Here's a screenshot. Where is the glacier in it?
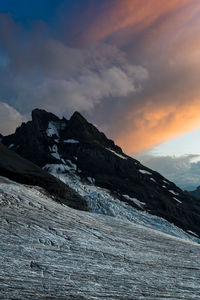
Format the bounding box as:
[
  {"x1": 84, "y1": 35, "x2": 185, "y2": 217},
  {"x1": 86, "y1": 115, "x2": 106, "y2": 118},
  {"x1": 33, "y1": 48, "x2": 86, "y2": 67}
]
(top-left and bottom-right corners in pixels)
[
  {"x1": 43, "y1": 163, "x2": 200, "y2": 242},
  {"x1": 0, "y1": 177, "x2": 200, "y2": 299}
]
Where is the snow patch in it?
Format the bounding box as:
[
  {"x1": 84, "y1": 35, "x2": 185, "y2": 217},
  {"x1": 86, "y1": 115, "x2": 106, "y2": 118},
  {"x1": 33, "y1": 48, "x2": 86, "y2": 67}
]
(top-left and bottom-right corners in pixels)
[
  {"x1": 64, "y1": 139, "x2": 79, "y2": 143},
  {"x1": 163, "y1": 180, "x2": 170, "y2": 185},
  {"x1": 87, "y1": 177, "x2": 95, "y2": 184},
  {"x1": 49, "y1": 145, "x2": 61, "y2": 160},
  {"x1": 46, "y1": 122, "x2": 59, "y2": 138},
  {"x1": 43, "y1": 164, "x2": 68, "y2": 173},
  {"x1": 123, "y1": 195, "x2": 145, "y2": 209},
  {"x1": 8, "y1": 144, "x2": 14, "y2": 149},
  {"x1": 139, "y1": 169, "x2": 152, "y2": 175},
  {"x1": 66, "y1": 160, "x2": 77, "y2": 170},
  {"x1": 150, "y1": 178, "x2": 156, "y2": 183},
  {"x1": 173, "y1": 197, "x2": 182, "y2": 204},
  {"x1": 169, "y1": 190, "x2": 179, "y2": 196},
  {"x1": 106, "y1": 148, "x2": 127, "y2": 160},
  {"x1": 187, "y1": 230, "x2": 199, "y2": 237}
]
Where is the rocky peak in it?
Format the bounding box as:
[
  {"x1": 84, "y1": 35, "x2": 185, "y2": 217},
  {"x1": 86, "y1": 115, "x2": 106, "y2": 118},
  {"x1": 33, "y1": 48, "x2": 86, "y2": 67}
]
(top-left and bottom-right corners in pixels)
[
  {"x1": 70, "y1": 111, "x2": 88, "y2": 123},
  {"x1": 32, "y1": 109, "x2": 60, "y2": 132},
  {"x1": 2, "y1": 108, "x2": 200, "y2": 236},
  {"x1": 67, "y1": 111, "x2": 123, "y2": 153},
  {"x1": 32, "y1": 108, "x2": 59, "y2": 121}
]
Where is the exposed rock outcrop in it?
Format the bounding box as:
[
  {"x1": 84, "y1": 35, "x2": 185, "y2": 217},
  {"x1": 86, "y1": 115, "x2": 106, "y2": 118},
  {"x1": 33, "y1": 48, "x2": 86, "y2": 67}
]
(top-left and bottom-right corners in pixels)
[{"x1": 0, "y1": 143, "x2": 88, "y2": 211}]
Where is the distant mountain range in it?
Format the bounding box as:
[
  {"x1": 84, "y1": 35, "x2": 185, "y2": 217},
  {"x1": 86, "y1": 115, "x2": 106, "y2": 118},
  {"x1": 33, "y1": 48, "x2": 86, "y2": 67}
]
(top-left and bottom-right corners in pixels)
[{"x1": 1, "y1": 108, "x2": 200, "y2": 237}]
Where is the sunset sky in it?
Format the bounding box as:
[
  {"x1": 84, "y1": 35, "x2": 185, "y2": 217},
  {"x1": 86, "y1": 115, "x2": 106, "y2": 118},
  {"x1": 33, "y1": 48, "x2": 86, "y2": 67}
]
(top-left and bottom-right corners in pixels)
[{"x1": 1, "y1": 0, "x2": 200, "y2": 189}]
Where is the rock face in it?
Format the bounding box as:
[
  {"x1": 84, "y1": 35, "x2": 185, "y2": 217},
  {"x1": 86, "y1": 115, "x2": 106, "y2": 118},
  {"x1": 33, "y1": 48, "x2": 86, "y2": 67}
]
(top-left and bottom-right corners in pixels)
[
  {"x1": 189, "y1": 186, "x2": 200, "y2": 199},
  {"x1": 2, "y1": 109, "x2": 200, "y2": 236},
  {"x1": 0, "y1": 180, "x2": 200, "y2": 300},
  {"x1": 0, "y1": 144, "x2": 88, "y2": 211}
]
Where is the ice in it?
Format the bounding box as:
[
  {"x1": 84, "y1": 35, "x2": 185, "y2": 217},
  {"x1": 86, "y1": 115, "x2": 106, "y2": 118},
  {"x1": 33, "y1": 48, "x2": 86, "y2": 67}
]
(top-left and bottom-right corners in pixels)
[
  {"x1": 150, "y1": 177, "x2": 156, "y2": 183},
  {"x1": 8, "y1": 144, "x2": 14, "y2": 149},
  {"x1": 173, "y1": 197, "x2": 182, "y2": 204},
  {"x1": 44, "y1": 164, "x2": 69, "y2": 173},
  {"x1": 0, "y1": 178, "x2": 200, "y2": 299},
  {"x1": 44, "y1": 163, "x2": 76, "y2": 175},
  {"x1": 139, "y1": 169, "x2": 152, "y2": 175},
  {"x1": 46, "y1": 122, "x2": 59, "y2": 138},
  {"x1": 64, "y1": 139, "x2": 79, "y2": 143},
  {"x1": 163, "y1": 180, "x2": 170, "y2": 184},
  {"x1": 66, "y1": 160, "x2": 77, "y2": 170},
  {"x1": 49, "y1": 145, "x2": 61, "y2": 160},
  {"x1": 87, "y1": 177, "x2": 95, "y2": 184},
  {"x1": 123, "y1": 194, "x2": 145, "y2": 209},
  {"x1": 44, "y1": 164, "x2": 199, "y2": 242},
  {"x1": 169, "y1": 190, "x2": 179, "y2": 196},
  {"x1": 187, "y1": 230, "x2": 199, "y2": 237},
  {"x1": 106, "y1": 148, "x2": 127, "y2": 160}
]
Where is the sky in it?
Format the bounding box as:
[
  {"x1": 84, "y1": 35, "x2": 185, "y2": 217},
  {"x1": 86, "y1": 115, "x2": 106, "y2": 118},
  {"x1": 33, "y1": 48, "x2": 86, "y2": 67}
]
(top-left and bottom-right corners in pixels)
[{"x1": 1, "y1": 0, "x2": 200, "y2": 189}]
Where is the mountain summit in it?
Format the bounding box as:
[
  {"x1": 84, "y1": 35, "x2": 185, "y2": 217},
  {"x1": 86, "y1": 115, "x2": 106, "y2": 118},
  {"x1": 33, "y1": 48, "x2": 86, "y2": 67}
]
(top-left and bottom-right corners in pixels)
[{"x1": 2, "y1": 108, "x2": 200, "y2": 236}]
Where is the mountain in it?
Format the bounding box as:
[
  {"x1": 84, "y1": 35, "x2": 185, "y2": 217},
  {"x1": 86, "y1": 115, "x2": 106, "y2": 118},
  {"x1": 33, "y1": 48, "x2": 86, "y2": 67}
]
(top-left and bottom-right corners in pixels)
[
  {"x1": 0, "y1": 143, "x2": 88, "y2": 211},
  {"x1": 189, "y1": 186, "x2": 200, "y2": 199},
  {"x1": 2, "y1": 108, "x2": 200, "y2": 236},
  {"x1": 0, "y1": 178, "x2": 200, "y2": 299}
]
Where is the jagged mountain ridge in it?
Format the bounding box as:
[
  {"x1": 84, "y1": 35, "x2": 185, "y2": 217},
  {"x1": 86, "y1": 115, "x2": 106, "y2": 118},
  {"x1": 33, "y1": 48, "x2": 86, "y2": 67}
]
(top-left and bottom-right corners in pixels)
[{"x1": 2, "y1": 108, "x2": 200, "y2": 236}]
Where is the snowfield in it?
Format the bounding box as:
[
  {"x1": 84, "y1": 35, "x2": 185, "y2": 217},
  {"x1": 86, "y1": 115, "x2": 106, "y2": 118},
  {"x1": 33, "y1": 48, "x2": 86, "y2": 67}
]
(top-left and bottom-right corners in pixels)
[
  {"x1": 43, "y1": 164, "x2": 200, "y2": 241},
  {"x1": 0, "y1": 178, "x2": 200, "y2": 299}
]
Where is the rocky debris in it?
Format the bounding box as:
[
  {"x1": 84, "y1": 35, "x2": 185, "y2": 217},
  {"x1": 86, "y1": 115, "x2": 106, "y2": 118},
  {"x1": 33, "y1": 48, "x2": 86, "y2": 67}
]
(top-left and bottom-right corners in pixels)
[
  {"x1": 2, "y1": 109, "x2": 200, "y2": 236},
  {"x1": 0, "y1": 144, "x2": 88, "y2": 211},
  {"x1": 0, "y1": 180, "x2": 200, "y2": 299}
]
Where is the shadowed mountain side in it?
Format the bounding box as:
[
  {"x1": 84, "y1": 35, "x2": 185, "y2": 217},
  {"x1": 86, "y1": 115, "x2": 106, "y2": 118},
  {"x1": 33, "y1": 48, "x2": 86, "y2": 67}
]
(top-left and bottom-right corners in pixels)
[
  {"x1": 190, "y1": 186, "x2": 200, "y2": 200},
  {"x1": 2, "y1": 109, "x2": 200, "y2": 236},
  {"x1": 0, "y1": 144, "x2": 88, "y2": 211}
]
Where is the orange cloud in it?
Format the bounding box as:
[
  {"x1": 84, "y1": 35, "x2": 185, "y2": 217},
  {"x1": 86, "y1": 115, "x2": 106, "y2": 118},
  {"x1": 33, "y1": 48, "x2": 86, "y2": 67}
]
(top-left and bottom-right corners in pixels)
[
  {"x1": 88, "y1": 0, "x2": 200, "y2": 154},
  {"x1": 82, "y1": 0, "x2": 195, "y2": 42},
  {"x1": 115, "y1": 97, "x2": 200, "y2": 154}
]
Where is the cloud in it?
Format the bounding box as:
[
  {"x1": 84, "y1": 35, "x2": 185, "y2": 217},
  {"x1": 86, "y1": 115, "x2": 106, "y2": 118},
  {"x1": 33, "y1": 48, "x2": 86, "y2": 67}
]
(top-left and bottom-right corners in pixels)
[
  {"x1": 88, "y1": 0, "x2": 200, "y2": 154},
  {"x1": 136, "y1": 153, "x2": 200, "y2": 191},
  {"x1": 1, "y1": 1, "x2": 200, "y2": 155},
  {"x1": 0, "y1": 15, "x2": 148, "y2": 118},
  {"x1": 0, "y1": 102, "x2": 25, "y2": 135},
  {"x1": 113, "y1": 97, "x2": 200, "y2": 154},
  {"x1": 78, "y1": 0, "x2": 195, "y2": 43}
]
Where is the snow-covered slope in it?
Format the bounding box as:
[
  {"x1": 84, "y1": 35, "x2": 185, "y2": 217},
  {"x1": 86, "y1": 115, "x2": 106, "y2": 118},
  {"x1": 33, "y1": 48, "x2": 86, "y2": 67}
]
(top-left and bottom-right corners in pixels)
[
  {"x1": 44, "y1": 164, "x2": 200, "y2": 241},
  {"x1": 0, "y1": 177, "x2": 200, "y2": 299}
]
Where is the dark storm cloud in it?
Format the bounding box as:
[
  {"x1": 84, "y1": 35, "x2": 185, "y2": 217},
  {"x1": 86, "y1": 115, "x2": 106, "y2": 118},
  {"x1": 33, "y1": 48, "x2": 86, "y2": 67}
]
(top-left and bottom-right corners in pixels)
[{"x1": 0, "y1": 14, "x2": 148, "y2": 130}]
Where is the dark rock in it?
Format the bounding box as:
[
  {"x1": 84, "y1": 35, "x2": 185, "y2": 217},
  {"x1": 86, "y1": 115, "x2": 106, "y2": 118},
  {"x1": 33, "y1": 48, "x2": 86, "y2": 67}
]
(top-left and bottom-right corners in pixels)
[
  {"x1": 0, "y1": 143, "x2": 88, "y2": 211},
  {"x1": 2, "y1": 108, "x2": 200, "y2": 236},
  {"x1": 189, "y1": 186, "x2": 200, "y2": 199}
]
